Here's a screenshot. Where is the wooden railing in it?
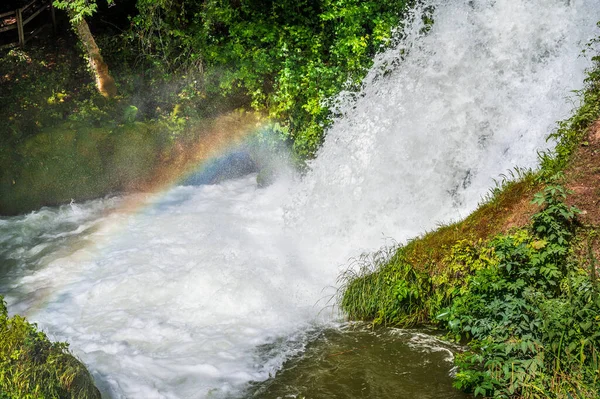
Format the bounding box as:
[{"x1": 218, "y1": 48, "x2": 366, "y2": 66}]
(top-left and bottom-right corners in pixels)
[{"x1": 0, "y1": 0, "x2": 56, "y2": 49}]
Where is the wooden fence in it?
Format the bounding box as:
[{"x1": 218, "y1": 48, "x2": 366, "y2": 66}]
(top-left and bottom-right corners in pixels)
[{"x1": 0, "y1": 0, "x2": 56, "y2": 49}]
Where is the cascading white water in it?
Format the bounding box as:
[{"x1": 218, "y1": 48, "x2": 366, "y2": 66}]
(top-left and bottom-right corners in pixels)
[
  {"x1": 0, "y1": 0, "x2": 598, "y2": 397},
  {"x1": 287, "y1": 0, "x2": 598, "y2": 254}
]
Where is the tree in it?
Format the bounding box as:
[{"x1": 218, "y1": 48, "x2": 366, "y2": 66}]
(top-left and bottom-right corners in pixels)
[{"x1": 53, "y1": 0, "x2": 117, "y2": 98}]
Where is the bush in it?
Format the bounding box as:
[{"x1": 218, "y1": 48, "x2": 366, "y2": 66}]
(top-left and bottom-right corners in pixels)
[
  {"x1": 341, "y1": 186, "x2": 600, "y2": 397},
  {"x1": 129, "y1": 0, "x2": 415, "y2": 159},
  {"x1": 0, "y1": 297, "x2": 101, "y2": 399}
]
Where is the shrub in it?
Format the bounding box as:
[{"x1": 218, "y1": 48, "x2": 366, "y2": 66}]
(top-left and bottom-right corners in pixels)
[
  {"x1": 0, "y1": 297, "x2": 101, "y2": 399},
  {"x1": 341, "y1": 186, "x2": 600, "y2": 397}
]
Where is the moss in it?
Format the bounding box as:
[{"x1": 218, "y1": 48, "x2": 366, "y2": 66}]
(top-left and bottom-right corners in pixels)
[
  {"x1": 0, "y1": 297, "x2": 101, "y2": 399},
  {"x1": 107, "y1": 123, "x2": 162, "y2": 189},
  {"x1": 0, "y1": 121, "x2": 167, "y2": 215},
  {"x1": 0, "y1": 109, "x2": 265, "y2": 216}
]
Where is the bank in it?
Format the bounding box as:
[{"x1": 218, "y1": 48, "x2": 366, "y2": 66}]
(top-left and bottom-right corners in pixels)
[{"x1": 340, "y1": 42, "x2": 600, "y2": 397}]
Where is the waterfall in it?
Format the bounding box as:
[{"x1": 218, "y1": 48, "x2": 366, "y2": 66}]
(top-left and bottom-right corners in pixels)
[
  {"x1": 0, "y1": 0, "x2": 597, "y2": 397},
  {"x1": 289, "y1": 0, "x2": 596, "y2": 256}
]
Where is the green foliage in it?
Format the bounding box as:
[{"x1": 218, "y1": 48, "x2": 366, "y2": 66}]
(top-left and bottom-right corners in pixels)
[
  {"x1": 340, "y1": 237, "x2": 496, "y2": 328},
  {"x1": 0, "y1": 296, "x2": 101, "y2": 399},
  {"x1": 53, "y1": 0, "x2": 114, "y2": 23},
  {"x1": 129, "y1": 0, "x2": 413, "y2": 159},
  {"x1": 5, "y1": 0, "x2": 417, "y2": 163},
  {"x1": 339, "y1": 246, "x2": 432, "y2": 326},
  {"x1": 0, "y1": 41, "x2": 129, "y2": 146},
  {"x1": 443, "y1": 187, "x2": 581, "y2": 397}
]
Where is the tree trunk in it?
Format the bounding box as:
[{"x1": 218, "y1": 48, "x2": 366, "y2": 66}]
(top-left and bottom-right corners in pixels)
[{"x1": 72, "y1": 15, "x2": 117, "y2": 98}]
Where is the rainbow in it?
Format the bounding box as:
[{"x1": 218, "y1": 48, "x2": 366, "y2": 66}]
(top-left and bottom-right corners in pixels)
[
  {"x1": 109, "y1": 110, "x2": 267, "y2": 217},
  {"x1": 14, "y1": 110, "x2": 270, "y2": 319}
]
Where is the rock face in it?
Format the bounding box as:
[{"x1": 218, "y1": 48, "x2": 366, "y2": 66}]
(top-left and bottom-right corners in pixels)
[
  {"x1": 181, "y1": 151, "x2": 258, "y2": 186},
  {"x1": 0, "y1": 111, "x2": 263, "y2": 216},
  {"x1": 0, "y1": 122, "x2": 161, "y2": 216}
]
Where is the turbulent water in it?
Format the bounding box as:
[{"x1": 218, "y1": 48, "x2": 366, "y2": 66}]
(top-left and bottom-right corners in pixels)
[{"x1": 1, "y1": 0, "x2": 598, "y2": 397}]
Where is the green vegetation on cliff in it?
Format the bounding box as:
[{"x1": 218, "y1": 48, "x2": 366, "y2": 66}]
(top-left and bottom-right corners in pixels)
[
  {"x1": 127, "y1": 0, "x2": 415, "y2": 157},
  {"x1": 0, "y1": 297, "x2": 100, "y2": 399}
]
